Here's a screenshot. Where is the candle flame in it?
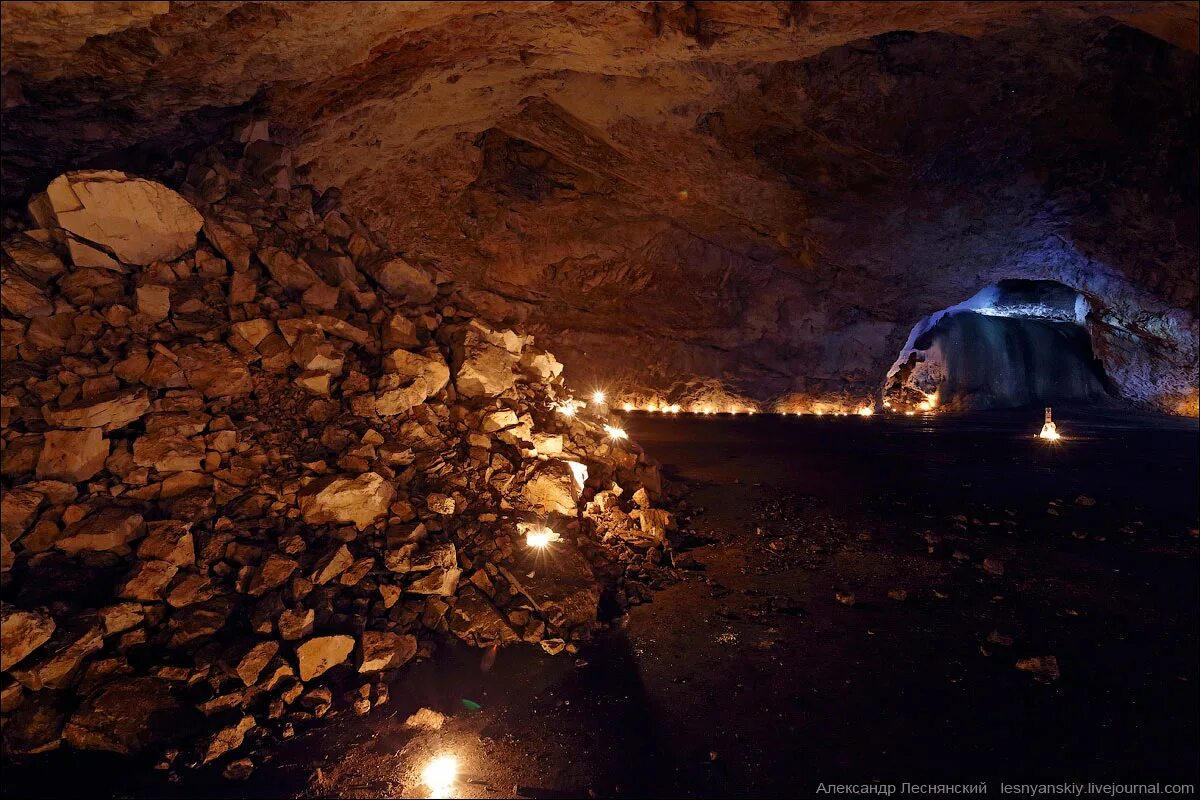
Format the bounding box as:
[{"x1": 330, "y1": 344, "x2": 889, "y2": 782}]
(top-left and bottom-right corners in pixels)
[
  {"x1": 525, "y1": 525, "x2": 560, "y2": 549},
  {"x1": 591, "y1": 390, "x2": 606, "y2": 404}
]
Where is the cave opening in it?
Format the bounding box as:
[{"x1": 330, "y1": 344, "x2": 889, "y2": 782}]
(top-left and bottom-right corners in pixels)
[{"x1": 883, "y1": 279, "x2": 1115, "y2": 412}]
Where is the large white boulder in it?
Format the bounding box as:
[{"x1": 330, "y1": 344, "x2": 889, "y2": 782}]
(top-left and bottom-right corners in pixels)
[{"x1": 29, "y1": 171, "x2": 202, "y2": 267}]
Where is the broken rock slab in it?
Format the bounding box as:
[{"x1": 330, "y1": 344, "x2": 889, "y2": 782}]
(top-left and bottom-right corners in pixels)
[
  {"x1": 299, "y1": 472, "x2": 395, "y2": 530},
  {"x1": 41, "y1": 388, "x2": 150, "y2": 432},
  {"x1": 36, "y1": 428, "x2": 109, "y2": 482},
  {"x1": 62, "y1": 677, "x2": 189, "y2": 755},
  {"x1": 358, "y1": 631, "x2": 417, "y2": 673},
  {"x1": 0, "y1": 603, "x2": 56, "y2": 671},
  {"x1": 29, "y1": 171, "x2": 203, "y2": 266},
  {"x1": 296, "y1": 635, "x2": 354, "y2": 682}
]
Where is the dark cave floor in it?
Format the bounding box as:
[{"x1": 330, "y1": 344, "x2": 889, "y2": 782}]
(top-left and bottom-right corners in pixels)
[{"x1": 6, "y1": 407, "x2": 1199, "y2": 799}]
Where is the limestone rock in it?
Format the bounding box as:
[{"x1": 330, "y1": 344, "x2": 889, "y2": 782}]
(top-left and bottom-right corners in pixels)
[
  {"x1": 175, "y1": 343, "x2": 253, "y2": 398},
  {"x1": 62, "y1": 677, "x2": 187, "y2": 755},
  {"x1": 449, "y1": 321, "x2": 520, "y2": 399},
  {"x1": 236, "y1": 641, "x2": 279, "y2": 685},
  {"x1": 448, "y1": 587, "x2": 519, "y2": 646},
  {"x1": 118, "y1": 559, "x2": 178, "y2": 602},
  {"x1": 0, "y1": 604, "x2": 56, "y2": 671},
  {"x1": 358, "y1": 631, "x2": 417, "y2": 672},
  {"x1": 36, "y1": 428, "x2": 109, "y2": 482},
  {"x1": 203, "y1": 714, "x2": 255, "y2": 763},
  {"x1": 522, "y1": 460, "x2": 585, "y2": 516},
  {"x1": 55, "y1": 508, "x2": 144, "y2": 554},
  {"x1": 10, "y1": 614, "x2": 104, "y2": 690},
  {"x1": 299, "y1": 472, "x2": 395, "y2": 530},
  {"x1": 136, "y1": 520, "x2": 194, "y2": 566},
  {"x1": 29, "y1": 171, "x2": 202, "y2": 266},
  {"x1": 363, "y1": 256, "x2": 437, "y2": 303},
  {"x1": 42, "y1": 389, "x2": 150, "y2": 432},
  {"x1": 296, "y1": 635, "x2": 354, "y2": 682},
  {"x1": 309, "y1": 544, "x2": 353, "y2": 585}
]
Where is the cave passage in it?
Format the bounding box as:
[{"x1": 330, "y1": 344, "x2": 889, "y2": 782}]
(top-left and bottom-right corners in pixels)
[
  {"x1": 0, "y1": 3, "x2": 1197, "y2": 799},
  {"x1": 884, "y1": 280, "x2": 1113, "y2": 411}
]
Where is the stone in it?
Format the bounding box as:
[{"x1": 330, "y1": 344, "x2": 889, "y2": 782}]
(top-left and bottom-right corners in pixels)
[
  {"x1": 426, "y1": 493, "x2": 455, "y2": 515},
  {"x1": 98, "y1": 603, "x2": 144, "y2": 635},
  {"x1": 375, "y1": 349, "x2": 450, "y2": 415},
  {"x1": 62, "y1": 677, "x2": 186, "y2": 755},
  {"x1": 1015, "y1": 655, "x2": 1061, "y2": 682},
  {"x1": 403, "y1": 707, "x2": 445, "y2": 730},
  {"x1": 358, "y1": 631, "x2": 417, "y2": 672},
  {"x1": 133, "y1": 431, "x2": 205, "y2": 472},
  {"x1": 364, "y1": 256, "x2": 437, "y2": 303},
  {"x1": 448, "y1": 587, "x2": 519, "y2": 646},
  {"x1": 385, "y1": 541, "x2": 456, "y2": 573},
  {"x1": 523, "y1": 460, "x2": 584, "y2": 516},
  {"x1": 406, "y1": 567, "x2": 461, "y2": 596},
  {"x1": 42, "y1": 388, "x2": 150, "y2": 432},
  {"x1": 203, "y1": 216, "x2": 254, "y2": 271},
  {"x1": 245, "y1": 554, "x2": 299, "y2": 596},
  {"x1": 118, "y1": 559, "x2": 178, "y2": 602},
  {"x1": 55, "y1": 508, "x2": 144, "y2": 554},
  {"x1": 29, "y1": 171, "x2": 203, "y2": 266},
  {"x1": 1, "y1": 487, "x2": 44, "y2": 544},
  {"x1": 258, "y1": 247, "x2": 321, "y2": 291},
  {"x1": 277, "y1": 607, "x2": 314, "y2": 641},
  {"x1": 136, "y1": 284, "x2": 170, "y2": 320},
  {"x1": 296, "y1": 635, "x2": 355, "y2": 682},
  {"x1": 0, "y1": 269, "x2": 52, "y2": 317},
  {"x1": 10, "y1": 614, "x2": 104, "y2": 690},
  {"x1": 236, "y1": 641, "x2": 280, "y2": 685},
  {"x1": 0, "y1": 603, "x2": 56, "y2": 671},
  {"x1": 309, "y1": 544, "x2": 353, "y2": 585},
  {"x1": 36, "y1": 428, "x2": 109, "y2": 482},
  {"x1": 175, "y1": 343, "x2": 253, "y2": 397},
  {"x1": 299, "y1": 472, "x2": 395, "y2": 530},
  {"x1": 450, "y1": 321, "x2": 519, "y2": 399},
  {"x1": 203, "y1": 714, "x2": 255, "y2": 763},
  {"x1": 136, "y1": 520, "x2": 195, "y2": 566}
]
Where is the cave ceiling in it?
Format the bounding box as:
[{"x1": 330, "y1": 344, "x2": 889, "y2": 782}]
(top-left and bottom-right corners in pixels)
[{"x1": 2, "y1": 1, "x2": 1197, "y2": 411}]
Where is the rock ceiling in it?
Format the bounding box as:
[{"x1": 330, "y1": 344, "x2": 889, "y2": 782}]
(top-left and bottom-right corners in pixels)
[{"x1": 2, "y1": 1, "x2": 1198, "y2": 412}]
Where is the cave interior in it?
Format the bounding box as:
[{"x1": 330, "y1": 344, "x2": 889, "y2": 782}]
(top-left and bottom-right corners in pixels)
[{"x1": 0, "y1": 2, "x2": 1197, "y2": 798}]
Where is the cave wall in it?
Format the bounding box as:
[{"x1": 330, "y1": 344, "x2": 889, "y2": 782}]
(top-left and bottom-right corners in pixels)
[{"x1": 2, "y1": 1, "x2": 1197, "y2": 414}]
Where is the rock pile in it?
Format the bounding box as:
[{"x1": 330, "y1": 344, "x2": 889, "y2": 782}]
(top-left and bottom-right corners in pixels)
[{"x1": 0, "y1": 122, "x2": 680, "y2": 771}]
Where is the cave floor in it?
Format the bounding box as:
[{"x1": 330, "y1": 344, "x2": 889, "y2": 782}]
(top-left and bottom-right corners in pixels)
[{"x1": 8, "y1": 408, "x2": 1199, "y2": 799}]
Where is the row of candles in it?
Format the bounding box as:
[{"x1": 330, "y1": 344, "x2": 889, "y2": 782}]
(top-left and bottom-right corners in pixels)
[{"x1": 564, "y1": 389, "x2": 943, "y2": 418}]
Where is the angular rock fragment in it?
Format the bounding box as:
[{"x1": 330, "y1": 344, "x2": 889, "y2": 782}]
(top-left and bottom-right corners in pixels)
[
  {"x1": 296, "y1": 635, "x2": 355, "y2": 681},
  {"x1": 36, "y1": 428, "x2": 109, "y2": 482},
  {"x1": 0, "y1": 603, "x2": 56, "y2": 671},
  {"x1": 42, "y1": 389, "x2": 150, "y2": 432},
  {"x1": 299, "y1": 472, "x2": 395, "y2": 530},
  {"x1": 358, "y1": 631, "x2": 417, "y2": 672},
  {"x1": 63, "y1": 677, "x2": 187, "y2": 755},
  {"x1": 30, "y1": 171, "x2": 203, "y2": 266}
]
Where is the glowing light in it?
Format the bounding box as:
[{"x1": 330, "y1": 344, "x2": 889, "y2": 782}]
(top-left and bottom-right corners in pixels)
[
  {"x1": 905, "y1": 410, "x2": 916, "y2": 416},
  {"x1": 645, "y1": 403, "x2": 658, "y2": 413},
  {"x1": 857, "y1": 406, "x2": 874, "y2": 417},
  {"x1": 591, "y1": 390, "x2": 606, "y2": 405},
  {"x1": 622, "y1": 402, "x2": 634, "y2": 412},
  {"x1": 814, "y1": 409, "x2": 824, "y2": 416},
  {"x1": 557, "y1": 403, "x2": 576, "y2": 418},
  {"x1": 421, "y1": 754, "x2": 459, "y2": 795},
  {"x1": 525, "y1": 525, "x2": 561, "y2": 549},
  {"x1": 604, "y1": 424, "x2": 628, "y2": 441},
  {"x1": 918, "y1": 400, "x2": 931, "y2": 411},
  {"x1": 667, "y1": 404, "x2": 681, "y2": 413},
  {"x1": 1039, "y1": 407, "x2": 1061, "y2": 441}
]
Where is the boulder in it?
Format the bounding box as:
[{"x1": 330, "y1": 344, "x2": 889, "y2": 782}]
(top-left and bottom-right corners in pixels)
[
  {"x1": 136, "y1": 520, "x2": 194, "y2": 566},
  {"x1": 296, "y1": 635, "x2": 354, "y2": 681},
  {"x1": 449, "y1": 321, "x2": 520, "y2": 399},
  {"x1": 0, "y1": 603, "x2": 56, "y2": 671},
  {"x1": 363, "y1": 256, "x2": 437, "y2": 303},
  {"x1": 298, "y1": 472, "x2": 395, "y2": 530},
  {"x1": 175, "y1": 343, "x2": 253, "y2": 398},
  {"x1": 0, "y1": 487, "x2": 44, "y2": 544},
  {"x1": 36, "y1": 428, "x2": 109, "y2": 482},
  {"x1": 55, "y1": 508, "x2": 144, "y2": 555},
  {"x1": 358, "y1": 631, "x2": 417, "y2": 672},
  {"x1": 522, "y1": 460, "x2": 585, "y2": 516},
  {"x1": 309, "y1": 544, "x2": 353, "y2": 585},
  {"x1": 203, "y1": 714, "x2": 255, "y2": 763},
  {"x1": 375, "y1": 349, "x2": 450, "y2": 416},
  {"x1": 62, "y1": 677, "x2": 188, "y2": 755},
  {"x1": 448, "y1": 587, "x2": 519, "y2": 646},
  {"x1": 29, "y1": 171, "x2": 202, "y2": 266},
  {"x1": 117, "y1": 559, "x2": 178, "y2": 602},
  {"x1": 10, "y1": 613, "x2": 104, "y2": 690}
]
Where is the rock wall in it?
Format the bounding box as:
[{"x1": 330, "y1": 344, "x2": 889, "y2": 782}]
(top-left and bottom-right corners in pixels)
[
  {"x1": 0, "y1": 126, "x2": 683, "y2": 770},
  {"x1": 0, "y1": 3, "x2": 1196, "y2": 416}
]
